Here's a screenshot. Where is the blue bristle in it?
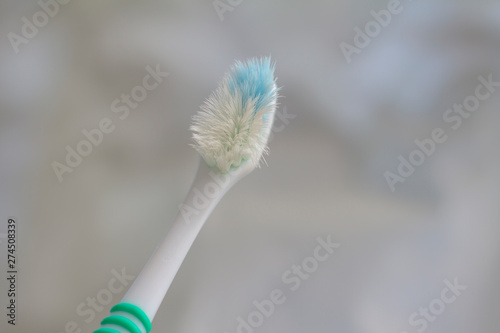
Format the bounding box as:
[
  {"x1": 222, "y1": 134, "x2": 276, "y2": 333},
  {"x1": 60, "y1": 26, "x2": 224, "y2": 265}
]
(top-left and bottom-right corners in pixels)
[{"x1": 227, "y1": 57, "x2": 276, "y2": 112}]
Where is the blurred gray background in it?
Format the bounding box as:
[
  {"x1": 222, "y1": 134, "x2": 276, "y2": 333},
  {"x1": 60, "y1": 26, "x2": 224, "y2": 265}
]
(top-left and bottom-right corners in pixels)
[{"x1": 1, "y1": 0, "x2": 500, "y2": 332}]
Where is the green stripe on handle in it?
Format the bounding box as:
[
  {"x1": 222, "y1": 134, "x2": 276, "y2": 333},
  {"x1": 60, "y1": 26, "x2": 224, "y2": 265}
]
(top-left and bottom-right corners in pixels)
[
  {"x1": 93, "y1": 329, "x2": 121, "y2": 333},
  {"x1": 93, "y1": 303, "x2": 152, "y2": 333},
  {"x1": 111, "y1": 303, "x2": 152, "y2": 332}
]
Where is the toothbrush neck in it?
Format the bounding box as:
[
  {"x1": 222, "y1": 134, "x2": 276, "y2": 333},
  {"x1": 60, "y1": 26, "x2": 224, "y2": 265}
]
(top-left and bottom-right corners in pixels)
[
  {"x1": 177, "y1": 161, "x2": 242, "y2": 227},
  {"x1": 120, "y1": 160, "x2": 254, "y2": 321}
]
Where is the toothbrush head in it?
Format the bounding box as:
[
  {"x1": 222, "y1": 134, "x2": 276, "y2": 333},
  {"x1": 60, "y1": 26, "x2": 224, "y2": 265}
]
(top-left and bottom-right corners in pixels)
[{"x1": 191, "y1": 57, "x2": 279, "y2": 173}]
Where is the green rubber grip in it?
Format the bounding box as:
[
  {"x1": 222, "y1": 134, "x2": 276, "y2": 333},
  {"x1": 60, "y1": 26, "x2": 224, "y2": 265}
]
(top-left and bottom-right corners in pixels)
[{"x1": 93, "y1": 302, "x2": 152, "y2": 333}]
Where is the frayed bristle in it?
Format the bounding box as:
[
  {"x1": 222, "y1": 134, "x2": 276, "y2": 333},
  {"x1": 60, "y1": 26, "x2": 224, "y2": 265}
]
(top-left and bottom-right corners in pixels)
[{"x1": 190, "y1": 57, "x2": 279, "y2": 173}]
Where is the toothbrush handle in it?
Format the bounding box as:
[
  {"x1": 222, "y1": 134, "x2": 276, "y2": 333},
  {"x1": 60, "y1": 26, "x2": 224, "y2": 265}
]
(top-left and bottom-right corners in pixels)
[{"x1": 93, "y1": 161, "x2": 241, "y2": 333}]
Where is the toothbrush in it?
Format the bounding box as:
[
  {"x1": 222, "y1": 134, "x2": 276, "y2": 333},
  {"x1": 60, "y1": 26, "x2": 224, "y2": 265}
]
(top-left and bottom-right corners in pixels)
[{"x1": 93, "y1": 57, "x2": 279, "y2": 333}]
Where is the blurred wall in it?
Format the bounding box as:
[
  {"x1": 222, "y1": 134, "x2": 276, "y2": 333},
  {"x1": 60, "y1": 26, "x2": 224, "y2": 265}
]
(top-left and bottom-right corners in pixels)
[{"x1": 1, "y1": 1, "x2": 499, "y2": 332}]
